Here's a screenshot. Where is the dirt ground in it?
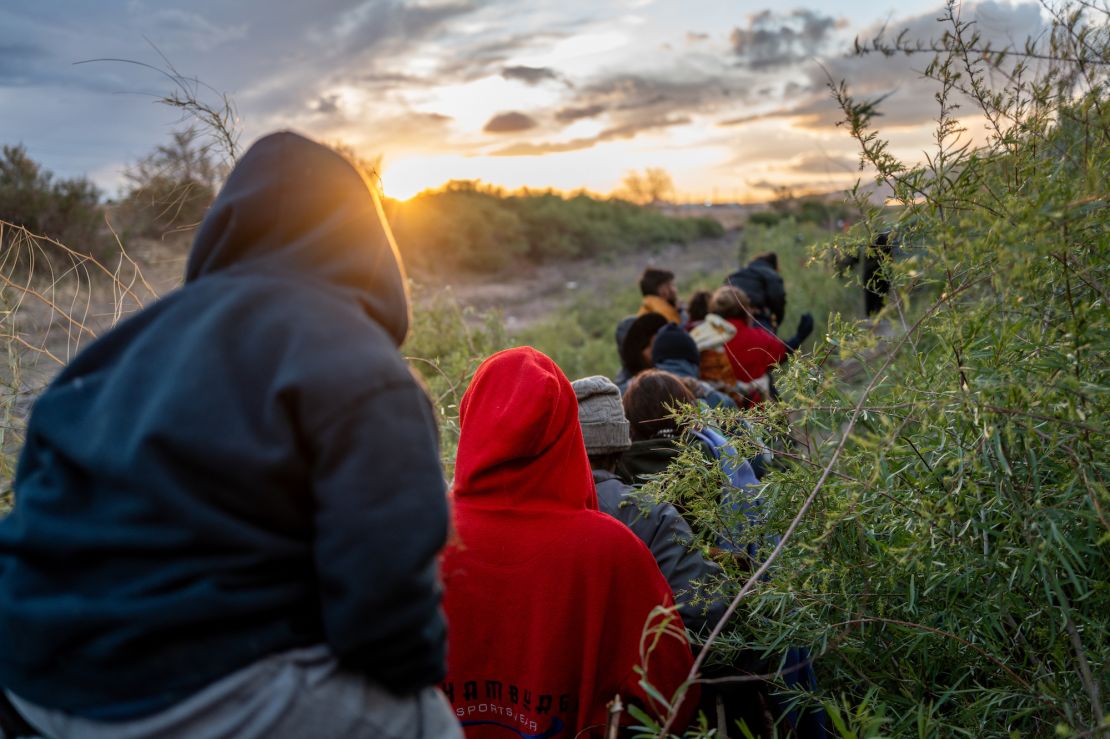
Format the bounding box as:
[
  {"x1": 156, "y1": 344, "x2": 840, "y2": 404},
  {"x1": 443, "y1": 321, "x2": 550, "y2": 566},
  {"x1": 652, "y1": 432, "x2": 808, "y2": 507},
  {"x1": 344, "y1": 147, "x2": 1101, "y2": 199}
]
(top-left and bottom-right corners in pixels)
[
  {"x1": 3, "y1": 231, "x2": 743, "y2": 389},
  {"x1": 410, "y1": 232, "x2": 743, "y2": 332}
]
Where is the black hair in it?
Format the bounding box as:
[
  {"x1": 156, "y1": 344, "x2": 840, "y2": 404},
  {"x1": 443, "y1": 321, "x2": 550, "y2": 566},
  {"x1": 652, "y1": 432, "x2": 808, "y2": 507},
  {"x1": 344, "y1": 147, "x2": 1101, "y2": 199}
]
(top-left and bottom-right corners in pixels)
[
  {"x1": 587, "y1": 452, "x2": 623, "y2": 473},
  {"x1": 639, "y1": 267, "x2": 675, "y2": 297},
  {"x1": 619, "y1": 313, "x2": 668, "y2": 376},
  {"x1": 687, "y1": 290, "x2": 711, "y2": 322}
]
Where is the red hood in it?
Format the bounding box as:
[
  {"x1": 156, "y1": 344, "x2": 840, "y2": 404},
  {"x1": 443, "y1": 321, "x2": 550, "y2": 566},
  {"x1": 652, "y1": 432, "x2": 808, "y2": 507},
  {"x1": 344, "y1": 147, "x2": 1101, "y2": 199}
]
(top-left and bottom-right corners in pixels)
[{"x1": 452, "y1": 347, "x2": 597, "y2": 511}]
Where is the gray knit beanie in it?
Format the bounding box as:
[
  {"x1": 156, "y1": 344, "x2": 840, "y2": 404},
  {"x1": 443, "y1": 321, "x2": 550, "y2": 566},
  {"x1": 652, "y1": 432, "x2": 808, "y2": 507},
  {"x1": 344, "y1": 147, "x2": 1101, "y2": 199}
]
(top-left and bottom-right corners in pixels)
[{"x1": 571, "y1": 375, "x2": 631, "y2": 455}]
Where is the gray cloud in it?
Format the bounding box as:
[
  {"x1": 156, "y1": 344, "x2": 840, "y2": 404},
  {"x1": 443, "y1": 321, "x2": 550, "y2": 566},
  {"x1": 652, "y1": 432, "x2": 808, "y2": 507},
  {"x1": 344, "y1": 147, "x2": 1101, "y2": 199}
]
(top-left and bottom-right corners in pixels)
[
  {"x1": 490, "y1": 115, "x2": 690, "y2": 156},
  {"x1": 787, "y1": 152, "x2": 859, "y2": 173},
  {"x1": 719, "y1": 1, "x2": 1047, "y2": 132},
  {"x1": 730, "y1": 9, "x2": 846, "y2": 69},
  {"x1": 313, "y1": 94, "x2": 340, "y2": 114},
  {"x1": 686, "y1": 31, "x2": 710, "y2": 43},
  {"x1": 0, "y1": 42, "x2": 50, "y2": 86},
  {"x1": 483, "y1": 111, "x2": 539, "y2": 133},
  {"x1": 554, "y1": 103, "x2": 606, "y2": 122},
  {"x1": 501, "y1": 65, "x2": 561, "y2": 85}
]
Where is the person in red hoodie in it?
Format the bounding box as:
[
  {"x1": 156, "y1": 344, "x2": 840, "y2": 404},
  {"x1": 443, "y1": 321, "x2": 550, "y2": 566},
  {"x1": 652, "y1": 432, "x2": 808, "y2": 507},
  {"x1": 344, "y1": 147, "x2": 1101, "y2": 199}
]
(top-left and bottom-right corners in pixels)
[
  {"x1": 441, "y1": 347, "x2": 698, "y2": 737},
  {"x1": 711, "y1": 285, "x2": 813, "y2": 403}
]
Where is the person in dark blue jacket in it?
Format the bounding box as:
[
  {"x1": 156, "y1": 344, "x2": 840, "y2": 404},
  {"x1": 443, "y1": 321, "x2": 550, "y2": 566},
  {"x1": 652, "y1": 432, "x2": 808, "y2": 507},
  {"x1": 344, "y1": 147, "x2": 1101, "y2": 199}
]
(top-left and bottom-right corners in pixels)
[{"x1": 0, "y1": 132, "x2": 459, "y2": 738}]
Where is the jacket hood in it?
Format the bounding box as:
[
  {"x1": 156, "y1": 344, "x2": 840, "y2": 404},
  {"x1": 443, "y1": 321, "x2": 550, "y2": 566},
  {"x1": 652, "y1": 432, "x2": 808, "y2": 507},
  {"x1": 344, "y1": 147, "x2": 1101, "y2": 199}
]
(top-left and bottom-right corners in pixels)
[
  {"x1": 452, "y1": 347, "x2": 597, "y2": 511},
  {"x1": 185, "y1": 131, "x2": 410, "y2": 345}
]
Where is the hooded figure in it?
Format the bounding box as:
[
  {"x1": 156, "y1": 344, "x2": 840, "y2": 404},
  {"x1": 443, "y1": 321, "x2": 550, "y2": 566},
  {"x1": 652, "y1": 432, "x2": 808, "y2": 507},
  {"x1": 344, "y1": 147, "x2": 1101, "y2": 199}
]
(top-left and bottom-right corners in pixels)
[
  {"x1": 725, "y1": 252, "x2": 785, "y2": 331},
  {"x1": 0, "y1": 133, "x2": 456, "y2": 738},
  {"x1": 442, "y1": 348, "x2": 697, "y2": 737}
]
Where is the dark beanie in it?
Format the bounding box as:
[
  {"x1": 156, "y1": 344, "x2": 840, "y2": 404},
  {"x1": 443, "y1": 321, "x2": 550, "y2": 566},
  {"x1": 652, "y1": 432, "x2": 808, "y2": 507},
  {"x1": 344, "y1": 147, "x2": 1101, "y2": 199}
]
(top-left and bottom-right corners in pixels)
[{"x1": 651, "y1": 323, "x2": 699, "y2": 366}]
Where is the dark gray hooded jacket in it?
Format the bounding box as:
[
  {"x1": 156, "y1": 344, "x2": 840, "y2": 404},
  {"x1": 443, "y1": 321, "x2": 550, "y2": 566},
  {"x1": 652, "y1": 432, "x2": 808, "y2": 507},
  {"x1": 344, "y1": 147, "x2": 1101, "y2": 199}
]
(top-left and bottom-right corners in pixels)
[
  {"x1": 593, "y1": 469, "x2": 728, "y2": 636},
  {"x1": 0, "y1": 132, "x2": 449, "y2": 718}
]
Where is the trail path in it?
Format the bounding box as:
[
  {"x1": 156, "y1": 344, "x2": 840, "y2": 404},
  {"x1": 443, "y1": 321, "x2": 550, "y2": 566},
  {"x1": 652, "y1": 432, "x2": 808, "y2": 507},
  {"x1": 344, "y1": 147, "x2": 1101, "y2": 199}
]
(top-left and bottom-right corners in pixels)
[{"x1": 410, "y1": 233, "x2": 742, "y2": 331}]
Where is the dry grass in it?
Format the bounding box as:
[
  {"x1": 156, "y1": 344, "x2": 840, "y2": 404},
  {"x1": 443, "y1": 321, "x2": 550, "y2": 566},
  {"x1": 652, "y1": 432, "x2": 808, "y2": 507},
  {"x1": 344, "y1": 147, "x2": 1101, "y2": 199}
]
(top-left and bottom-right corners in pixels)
[{"x1": 0, "y1": 219, "x2": 158, "y2": 502}]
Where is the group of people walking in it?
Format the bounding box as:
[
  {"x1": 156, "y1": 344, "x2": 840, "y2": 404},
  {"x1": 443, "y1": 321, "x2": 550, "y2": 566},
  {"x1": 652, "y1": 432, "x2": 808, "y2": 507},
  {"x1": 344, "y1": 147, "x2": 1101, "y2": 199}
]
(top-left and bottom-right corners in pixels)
[{"x1": 0, "y1": 133, "x2": 823, "y2": 739}]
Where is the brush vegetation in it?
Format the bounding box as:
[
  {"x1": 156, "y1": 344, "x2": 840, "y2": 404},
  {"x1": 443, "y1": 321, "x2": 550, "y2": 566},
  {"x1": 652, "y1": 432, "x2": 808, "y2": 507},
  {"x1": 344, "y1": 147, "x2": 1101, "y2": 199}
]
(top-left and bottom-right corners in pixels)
[{"x1": 1, "y1": 2, "x2": 1108, "y2": 736}]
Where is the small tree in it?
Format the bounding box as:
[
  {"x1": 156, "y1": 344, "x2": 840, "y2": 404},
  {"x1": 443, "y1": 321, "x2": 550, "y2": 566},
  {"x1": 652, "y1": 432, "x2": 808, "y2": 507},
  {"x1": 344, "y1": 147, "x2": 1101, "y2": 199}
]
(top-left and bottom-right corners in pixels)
[
  {"x1": 620, "y1": 167, "x2": 676, "y2": 206},
  {"x1": 120, "y1": 127, "x2": 225, "y2": 238}
]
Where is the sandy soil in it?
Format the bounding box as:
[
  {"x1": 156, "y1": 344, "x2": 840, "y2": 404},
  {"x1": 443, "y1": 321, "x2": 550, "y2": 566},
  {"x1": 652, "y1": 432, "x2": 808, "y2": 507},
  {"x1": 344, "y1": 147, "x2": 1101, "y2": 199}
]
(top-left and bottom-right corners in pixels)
[{"x1": 410, "y1": 233, "x2": 743, "y2": 331}]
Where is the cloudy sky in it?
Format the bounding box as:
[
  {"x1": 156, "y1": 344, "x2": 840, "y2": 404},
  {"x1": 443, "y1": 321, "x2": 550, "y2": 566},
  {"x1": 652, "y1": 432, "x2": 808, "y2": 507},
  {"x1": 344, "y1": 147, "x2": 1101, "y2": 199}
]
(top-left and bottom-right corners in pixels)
[{"x1": 0, "y1": 1, "x2": 1047, "y2": 201}]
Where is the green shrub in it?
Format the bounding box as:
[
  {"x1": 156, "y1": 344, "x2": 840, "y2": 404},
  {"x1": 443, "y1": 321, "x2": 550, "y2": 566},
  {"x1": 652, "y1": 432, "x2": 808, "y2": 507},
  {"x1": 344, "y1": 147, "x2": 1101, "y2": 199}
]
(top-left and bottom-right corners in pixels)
[
  {"x1": 642, "y1": 3, "x2": 1110, "y2": 736},
  {"x1": 389, "y1": 183, "x2": 725, "y2": 273},
  {"x1": 0, "y1": 145, "x2": 102, "y2": 258},
  {"x1": 404, "y1": 291, "x2": 511, "y2": 475},
  {"x1": 118, "y1": 128, "x2": 223, "y2": 239},
  {"x1": 390, "y1": 184, "x2": 529, "y2": 272}
]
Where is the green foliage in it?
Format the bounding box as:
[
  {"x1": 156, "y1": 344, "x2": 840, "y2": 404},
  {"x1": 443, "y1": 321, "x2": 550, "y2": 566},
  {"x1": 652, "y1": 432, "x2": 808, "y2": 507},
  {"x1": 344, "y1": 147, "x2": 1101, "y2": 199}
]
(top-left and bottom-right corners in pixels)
[
  {"x1": 640, "y1": 3, "x2": 1110, "y2": 736},
  {"x1": 514, "y1": 285, "x2": 639, "y2": 381},
  {"x1": 390, "y1": 183, "x2": 530, "y2": 272},
  {"x1": 404, "y1": 291, "x2": 511, "y2": 476},
  {"x1": 750, "y1": 193, "x2": 856, "y2": 230},
  {"x1": 118, "y1": 127, "x2": 224, "y2": 238},
  {"x1": 0, "y1": 144, "x2": 102, "y2": 256},
  {"x1": 389, "y1": 181, "x2": 723, "y2": 273}
]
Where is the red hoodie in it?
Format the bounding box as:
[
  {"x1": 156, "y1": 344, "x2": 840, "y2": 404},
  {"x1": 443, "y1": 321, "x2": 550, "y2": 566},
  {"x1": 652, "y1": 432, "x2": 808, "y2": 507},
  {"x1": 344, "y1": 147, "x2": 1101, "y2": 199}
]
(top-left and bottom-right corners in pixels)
[
  {"x1": 723, "y1": 318, "x2": 788, "y2": 383},
  {"x1": 442, "y1": 347, "x2": 697, "y2": 737}
]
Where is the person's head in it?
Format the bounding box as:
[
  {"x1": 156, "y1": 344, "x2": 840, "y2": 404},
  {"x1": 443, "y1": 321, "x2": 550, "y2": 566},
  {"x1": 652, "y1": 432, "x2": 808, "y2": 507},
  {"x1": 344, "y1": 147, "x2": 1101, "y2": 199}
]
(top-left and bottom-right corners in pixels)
[
  {"x1": 751, "y1": 251, "x2": 778, "y2": 271},
  {"x1": 640, "y1": 267, "x2": 677, "y2": 305},
  {"x1": 571, "y1": 376, "x2": 631, "y2": 472},
  {"x1": 710, "y1": 285, "x2": 752, "y2": 323},
  {"x1": 650, "y1": 323, "x2": 700, "y2": 370},
  {"x1": 454, "y1": 347, "x2": 597, "y2": 509},
  {"x1": 622, "y1": 370, "x2": 697, "y2": 442},
  {"x1": 186, "y1": 132, "x2": 411, "y2": 346},
  {"x1": 620, "y1": 312, "x2": 669, "y2": 376},
  {"x1": 687, "y1": 290, "x2": 712, "y2": 323}
]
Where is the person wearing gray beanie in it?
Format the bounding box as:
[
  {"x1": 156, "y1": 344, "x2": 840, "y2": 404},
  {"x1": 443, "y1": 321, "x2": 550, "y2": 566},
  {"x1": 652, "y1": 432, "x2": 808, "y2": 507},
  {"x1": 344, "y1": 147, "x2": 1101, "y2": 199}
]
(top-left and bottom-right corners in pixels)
[
  {"x1": 572, "y1": 375, "x2": 631, "y2": 456},
  {"x1": 570, "y1": 376, "x2": 727, "y2": 638}
]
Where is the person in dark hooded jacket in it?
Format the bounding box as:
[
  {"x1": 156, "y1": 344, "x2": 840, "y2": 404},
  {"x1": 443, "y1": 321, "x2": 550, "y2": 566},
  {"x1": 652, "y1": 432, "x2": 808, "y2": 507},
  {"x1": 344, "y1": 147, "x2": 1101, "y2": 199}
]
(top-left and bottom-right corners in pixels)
[
  {"x1": 725, "y1": 252, "x2": 786, "y2": 332},
  {"x1": 0, "y1": 132, "x2": 458, "y2": 738},
  {"x1": 571, "y1": 375, "x2": 728, "y2": 638}
]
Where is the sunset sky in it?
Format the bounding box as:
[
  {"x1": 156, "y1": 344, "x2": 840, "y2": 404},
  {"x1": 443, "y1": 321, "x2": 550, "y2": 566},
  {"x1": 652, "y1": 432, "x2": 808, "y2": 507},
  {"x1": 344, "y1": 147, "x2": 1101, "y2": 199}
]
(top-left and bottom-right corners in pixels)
[{"x1": 1, "y1": 1, "x2": 1047, "y2": 201}]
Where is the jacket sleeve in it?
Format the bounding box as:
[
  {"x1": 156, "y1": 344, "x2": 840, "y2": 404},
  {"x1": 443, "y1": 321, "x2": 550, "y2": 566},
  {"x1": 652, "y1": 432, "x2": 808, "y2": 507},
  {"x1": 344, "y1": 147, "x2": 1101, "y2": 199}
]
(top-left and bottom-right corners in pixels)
[
  {"x1": 308, "y1": 379, "x2": 450, "y2": 693},
  {"x1": 645, "y1": 502, "x2": 729, "y2": 637}
]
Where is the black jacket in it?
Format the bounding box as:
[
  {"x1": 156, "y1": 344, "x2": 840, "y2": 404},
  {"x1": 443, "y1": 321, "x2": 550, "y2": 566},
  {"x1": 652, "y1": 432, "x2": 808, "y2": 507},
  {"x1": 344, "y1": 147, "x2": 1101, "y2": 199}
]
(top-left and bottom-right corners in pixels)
[
  {"x1": 593, "y1": 470, "x2": 727, "y2": 636},
  {"x1": 726, "y1": 257, "x2": 786, "y2": 328},
  {"x1": 0, "y1": 132, "x2": 449, "y2": 718}
]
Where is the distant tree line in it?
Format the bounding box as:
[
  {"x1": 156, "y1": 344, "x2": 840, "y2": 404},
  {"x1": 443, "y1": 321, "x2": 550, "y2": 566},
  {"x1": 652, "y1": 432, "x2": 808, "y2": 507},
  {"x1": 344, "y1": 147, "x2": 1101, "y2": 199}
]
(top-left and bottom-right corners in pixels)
[{"x1": 1, "y1": 138, "x2": 724, "y2": 275}]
